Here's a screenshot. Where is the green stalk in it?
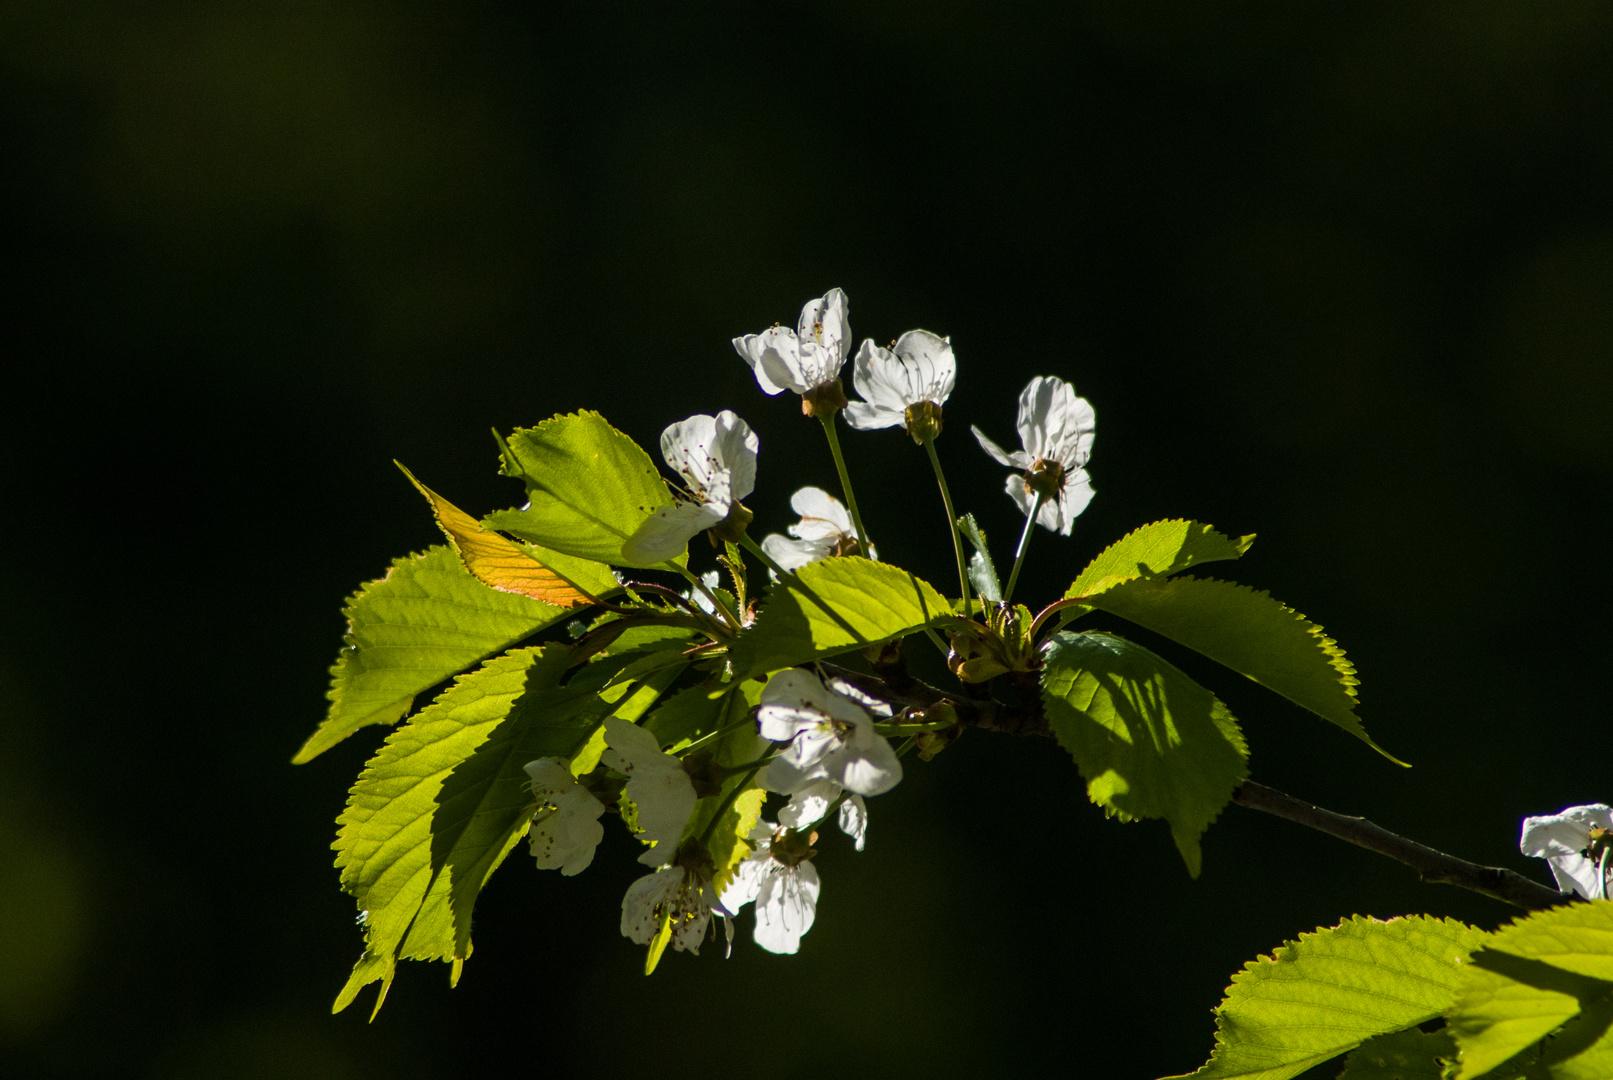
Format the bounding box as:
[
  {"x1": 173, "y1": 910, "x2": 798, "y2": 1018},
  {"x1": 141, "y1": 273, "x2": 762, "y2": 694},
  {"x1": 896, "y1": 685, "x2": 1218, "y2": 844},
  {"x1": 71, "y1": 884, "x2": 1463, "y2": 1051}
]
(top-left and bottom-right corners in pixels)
[
  {"x1": 737, "y1": 532, "x2": 797, "y2": 583},
  {"x1": 673, "y1": 563, "x2": 741, "y2": 633},
  {"x1": 922, "y1": 437, "x2": 972, "y2": 615},
  {"x1": 1003, "y1": 492, "x2": 1046, "y2": 606},
  {"x1": 818, "y1": 413, "x2": 872, "y2": 555}
]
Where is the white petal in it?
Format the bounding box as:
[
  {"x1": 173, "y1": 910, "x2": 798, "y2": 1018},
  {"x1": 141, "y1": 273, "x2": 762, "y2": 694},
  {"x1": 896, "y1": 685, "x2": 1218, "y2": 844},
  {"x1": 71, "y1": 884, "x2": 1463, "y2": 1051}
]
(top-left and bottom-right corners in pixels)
[
  {"x1": 620, "y1": 868, "x2": 680, "y2": 945},
  {"x1": 826, "y1": 725, "x2": 904, "y2": 796},
  {"x1": 621, "y1": 500, "x2": 726, "y2": 566},
  {"x1": 798, "y1": 288, "x2": 850, "y2": 365},
  {"x1": 838, "y1": 795, "x2": 868, "y2": 852},
  {"x1": 1055, "y1": 469, "x2": 1095, "y2": 532},
  {"x1": 709, "y1": 410, "x2": 760, "y2": 503},
  {"x1": 891, "y1": 329, "x2": 956, "y2": 405},
  {"x1": 753, "y1": 863, "x2": 820, "y2": 955},
  {"x1": 851, "y1": 340, "x2": 915, "y2": 412},
  {"x1": 523, "y1": 757, "x2": 579, "y2": 799},
  {"x1": 527, "y1": 789, "x2": 606, "y2": 875},
  {"x1": 788, "y1": 487, "x2": 853, "y2": 539},
  {"x1": 761, "y1": 533, "x2": 826, "y2": 573},
  {"x1": 778, "y1": 778, "x2": 842, "y2": 829},
  {"x1": 824, "y1": 678, "x2": 892, "y2": 719},
  {"x1": 843, "y1": 401, "x2": 905, "y2": 431},
  {"x1": 717, "y1": 849, "x2": 770, "y2": 913},
  {"x1": 732, "y1": 328, "x2": 797, "y2": 395},
  {"x1": 973, "y1": 425, "x2": 1033, "y2": 470},
  {"x1": 762, "y1": 755, "x2": 812, "y2": 794}
]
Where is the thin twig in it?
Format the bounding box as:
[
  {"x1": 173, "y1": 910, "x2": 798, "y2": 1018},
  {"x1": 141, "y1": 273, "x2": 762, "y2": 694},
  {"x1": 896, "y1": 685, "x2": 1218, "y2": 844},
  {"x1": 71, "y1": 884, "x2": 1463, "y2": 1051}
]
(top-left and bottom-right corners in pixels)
[{"x1": 1231, "y1": 780, "x2": 1569, "y2": 911}]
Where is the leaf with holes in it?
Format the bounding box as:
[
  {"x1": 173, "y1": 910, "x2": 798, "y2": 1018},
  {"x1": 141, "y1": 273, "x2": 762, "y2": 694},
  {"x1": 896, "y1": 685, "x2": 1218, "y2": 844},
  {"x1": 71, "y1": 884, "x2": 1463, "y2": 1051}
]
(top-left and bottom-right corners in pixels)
[{"x1": 1041, "y1": 631, "x2": 1248, "y2": 877}]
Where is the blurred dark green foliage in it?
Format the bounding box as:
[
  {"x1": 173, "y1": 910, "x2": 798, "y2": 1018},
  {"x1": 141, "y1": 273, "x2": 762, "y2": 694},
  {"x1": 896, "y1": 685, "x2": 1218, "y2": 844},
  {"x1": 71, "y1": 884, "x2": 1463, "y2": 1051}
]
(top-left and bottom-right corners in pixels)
[{"x1": 2, "y1": 2, "x2": 1612, "y2": 1077}]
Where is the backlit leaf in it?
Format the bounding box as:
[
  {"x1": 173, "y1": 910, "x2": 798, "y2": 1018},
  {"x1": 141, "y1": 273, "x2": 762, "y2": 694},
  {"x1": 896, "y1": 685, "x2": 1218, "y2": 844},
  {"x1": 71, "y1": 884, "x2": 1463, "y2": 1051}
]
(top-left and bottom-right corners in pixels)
[
  {"x1": 956, "y1": 512, "x2": 1003, "y2": 603},
  {"x1": 399, "y1": 463, "x2": 616, "y2": 605},
  {"x1": 731, "y1": 556, "x2": 956, "y2": 678},
  {"x1": 1084, "y1": 575, "x2": 1400, "y2": 764},
  {"x1": 484, "y1": 411, "x2": 677, "y2": 568},
  {"x1": 1334, "y1": 1029, "x2": 1455, "y2": 1080},
  {"x1": 1066, "y1": 519, "x2": 1254, "y2": 600},
  {"x1": 1041, "y1": 631, "x2": 1248, "y2": 877},
  {"x1": 1162, "y1": 915, "x2": 1489, "y2": 1080},
  {"x1": 296, "y1": 546, "x2": 576, "y2": 763}
]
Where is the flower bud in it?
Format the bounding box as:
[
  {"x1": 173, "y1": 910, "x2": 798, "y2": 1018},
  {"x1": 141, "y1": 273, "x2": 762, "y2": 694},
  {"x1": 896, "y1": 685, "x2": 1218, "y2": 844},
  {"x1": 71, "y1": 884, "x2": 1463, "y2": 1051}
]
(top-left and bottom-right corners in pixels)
[{"x1": 904, "y1": 400, "x2": 944, "y2": 444}]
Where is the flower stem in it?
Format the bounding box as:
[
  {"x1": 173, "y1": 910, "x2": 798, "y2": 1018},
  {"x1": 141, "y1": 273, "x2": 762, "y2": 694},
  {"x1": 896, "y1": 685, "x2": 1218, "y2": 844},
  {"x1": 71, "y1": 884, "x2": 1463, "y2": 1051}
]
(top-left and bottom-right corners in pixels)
[
  {"x1": 921, "y1": 627, "x2": 951, "y2": 658},
  {"x1": 922, "y1": 436, "x2": 972, "y2": 615},
  {"x1": 674, "y1": 563, "x2": 741, "y2": 633},
  {"x1": 1003, "y1": 492, "x2": 1046, "y2": 606},
  {"x1": 817, "y1": 413, "x2": 872, "y2": 555}
]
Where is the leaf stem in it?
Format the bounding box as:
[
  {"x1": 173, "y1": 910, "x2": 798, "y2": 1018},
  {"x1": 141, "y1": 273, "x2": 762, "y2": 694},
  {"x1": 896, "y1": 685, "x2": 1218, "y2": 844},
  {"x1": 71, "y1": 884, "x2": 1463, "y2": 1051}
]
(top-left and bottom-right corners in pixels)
[
  {"x1": 1003, "y1": 492, "x2": 1045, "y2": 605},
  {"x1": 673, "y1": 564, "x2": 741, "y2": 633},
  {"x1": 818, "y1": 414, "x2": 872, "y2": 555},
  {"x1": 922, "y1": 627, "x2": 952, "y2": 658},
  {"x1": 922, "y1": 437, "x2": 972, "y2": 615}
]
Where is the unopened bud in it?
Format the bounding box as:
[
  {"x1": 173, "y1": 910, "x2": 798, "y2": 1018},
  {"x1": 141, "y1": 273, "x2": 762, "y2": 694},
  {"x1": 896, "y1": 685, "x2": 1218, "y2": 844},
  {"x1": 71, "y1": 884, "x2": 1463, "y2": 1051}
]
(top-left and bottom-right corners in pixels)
[
  {"x1": 904, "y1": 400, "x2": 944, "y2": 444},
  {"x1": 801, "y1": 378, "x2": 849, "y2": 419}
]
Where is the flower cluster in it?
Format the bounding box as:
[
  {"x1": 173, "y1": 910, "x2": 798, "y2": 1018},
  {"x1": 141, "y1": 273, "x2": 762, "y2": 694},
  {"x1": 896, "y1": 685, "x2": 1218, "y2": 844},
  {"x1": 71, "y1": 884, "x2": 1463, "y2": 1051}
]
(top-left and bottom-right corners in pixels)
[{"x1": 521, "y1": 287, "x2": 1101, "y2": 969}]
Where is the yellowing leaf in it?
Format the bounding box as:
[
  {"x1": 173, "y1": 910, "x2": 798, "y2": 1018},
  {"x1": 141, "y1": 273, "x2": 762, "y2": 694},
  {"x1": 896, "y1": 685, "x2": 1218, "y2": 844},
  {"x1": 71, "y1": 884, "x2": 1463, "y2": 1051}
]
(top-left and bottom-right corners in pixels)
[{"x1": 400, "y1": 463, "x2": 616, "y2": 606}]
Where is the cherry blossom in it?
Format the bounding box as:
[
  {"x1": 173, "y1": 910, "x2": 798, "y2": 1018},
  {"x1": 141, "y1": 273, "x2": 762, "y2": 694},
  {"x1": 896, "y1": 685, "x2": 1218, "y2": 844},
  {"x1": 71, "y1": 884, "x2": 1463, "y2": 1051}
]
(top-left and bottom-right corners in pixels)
[
  {"x1": 622, "y1": 410, "x2": 758, "y2": 566},
  {"x1": 777, "y1": 776, "x2": 868, "y2": 852},
  {"x1": 602, "y1": 716, "x2": 698, "y2": 866},
  {"x1": 844, "y1": 330, "x2": 956, "y2": 440},
  {"x1": 758, "y1": 669, "x2": 901, "y2": 797},
  {"x1": 621, "y1": 865, "x2": 715, "y2": 956},
  {"x1": 718, "y1": 821, "x2": 821, "y2": 955},
  {"x1": 731, "y1": 288, "x2": 852, "y2": 405},
  {"x1": 1520, "y1": 802, "x2": 1613, "y2": 899},
  {"x1": 760, "y1": 487, "x2": 869, "y2": 572},
  {"x1": 972, "y1": 375, "x2": 1096, "y2": 535},
  {"x1": 522, "y1": 757, "x2": 606, "y2": 876}
]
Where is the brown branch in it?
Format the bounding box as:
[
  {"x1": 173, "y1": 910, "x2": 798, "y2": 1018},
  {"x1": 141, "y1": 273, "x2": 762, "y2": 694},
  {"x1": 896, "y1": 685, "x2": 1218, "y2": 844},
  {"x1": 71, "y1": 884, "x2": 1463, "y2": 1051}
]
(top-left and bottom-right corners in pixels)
[
  {"x1": 821, "y1": 658, "x2": 1571, "y2": 912},
  {"x1": 1232, "y1": 780, "x2": 1569, "y2": 911}
]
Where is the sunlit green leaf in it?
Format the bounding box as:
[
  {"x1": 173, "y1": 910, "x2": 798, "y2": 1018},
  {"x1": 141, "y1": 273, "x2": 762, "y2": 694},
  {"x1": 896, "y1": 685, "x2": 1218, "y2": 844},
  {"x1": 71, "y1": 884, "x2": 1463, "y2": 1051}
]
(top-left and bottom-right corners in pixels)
[
  {"x1": 1041, "y1": 631, "x2": 1247, "y2": 877},
  {"x1": 295, "y1": 546, "x2": 577, "y2": 764},
  {"x1": 1066, "y1": 519, "x2": 1254, "y2": 600},
  {"x1": 332, "y1": 645, "x2": 602, "y2": 1015},
  {"x1": 1162, "y1": 915, "x2": 1488, "y2": 1080},
  {"x1": 484, "y1": 411, "x2": 676, "y2": 568},
  {"x1": 1447, "y1": 901, "x2": 1613, "y2": 1080},
  {"x1": 1083, "y1": 575, "x2": 1400, "y2": 764},
  {"x1": 1334, "y1": 1029, "x2": 1455, "y2": 1080},
  {"x1": 731, "y1": 556, "x2": 956, "y2": 678}
]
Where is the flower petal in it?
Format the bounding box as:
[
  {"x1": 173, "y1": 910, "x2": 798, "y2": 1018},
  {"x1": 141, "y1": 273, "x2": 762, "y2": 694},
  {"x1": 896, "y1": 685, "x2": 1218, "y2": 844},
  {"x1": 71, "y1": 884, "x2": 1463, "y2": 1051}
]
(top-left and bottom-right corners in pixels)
[
  {"x1": 761, "y1": 533, "x2": 827, "y2": 574},
  {"x1": 838, "y1": 795, "x2": 868, "y2": 852},
  {"x1": 798, "y1": 288, "x2": 850, "y2": 364},
  {"x1": 621, "y1": 499, "x2": 726, "y2": 566},
  {"x1": 842, "y1": 401, "x2": 905, "y2": 431},
  {"x1": 778, "y1": 778, "x2": 842, "y2": 829},
  {"x1": 972, "y1": 425, "x2": 1032, "y2": 470},
  {"x1": 732, "y1": 327, "x2": 799, "y2": 395},
  {"x1": 710, "y1": 410, "x2": 760, "y2": 503},
  {"x1": 890, "y1": 329, "x2": 956, "y2": 406},
  {"x1": 753, "y1": 862, "x2": 820, "y2": 955},
  {"x1": 788, "y1": 486, "x2": 853, "y2": 540}
]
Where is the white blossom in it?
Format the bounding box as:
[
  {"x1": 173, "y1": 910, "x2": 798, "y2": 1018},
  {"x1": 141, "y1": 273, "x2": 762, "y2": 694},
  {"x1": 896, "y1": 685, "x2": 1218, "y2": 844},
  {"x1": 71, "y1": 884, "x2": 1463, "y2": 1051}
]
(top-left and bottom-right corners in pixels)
[
  {"x1": 523, "y1": 757, "x2": 606, "y2": 876},
  {"x1": 1520, "y1": 802, "x2": 1613, "y2": 899},
  {"x1": 758, "y1": 669, "x2": 901, "y2": 797},
  {"x1": 602, "y1": 716, "x2": 698, "y2": 866},
  {"x1": 622, "y1": 410, "x2": 758, "y2": 566},
  {"x1": 971, "y1": 375, "x2": 1096, "y2": 535},
  {"x1": 732, "y1": 288, "x2": 852, "y2": 396},
  {"x1": 844, "y1": 330, "x2": 956, "y2": 432},
  {"x1": 686, "y1": 570, "x2": 722, "y2": 615},
  {"x1": 777, "y1": 776, "x2": 869, "y2": 852},
  {"x1": 621, "y1": 865, "x2": 714, "y2": 955},
  {"x1": 719, "y1": 822, "x2": 821, "y2": 955},
  {"x1": 759, "y1": 487, "x2": 869, "y2": 572}
]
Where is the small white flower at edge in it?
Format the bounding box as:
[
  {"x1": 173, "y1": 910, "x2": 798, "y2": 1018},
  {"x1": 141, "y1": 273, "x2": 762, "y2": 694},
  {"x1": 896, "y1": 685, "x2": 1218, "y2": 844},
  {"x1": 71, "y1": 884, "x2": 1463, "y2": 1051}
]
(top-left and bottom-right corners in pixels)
[
  {"x1": 621, "y1": 865, "x2": 714, "y2": 956},
  {"x1": 719, "y1": 821, "x2": 822, "y2": 955},
  {"x1": 843, "y1": 330, "x2": 956, "y2": 437},
  {"x1": 732, "y1": 288, "x2": 852, "y2": 397},
  {"x1": 1521, "y1": 802, "x2": 1613, "y2": 899},
  {"x1": 686, "y1": 570, "x2": 722, "y2": 615},
  {"x1": 622, "y1": 411, "x2": 759, "y2": 566},
  {"x1": 760, "y1": 487, "x2": 870, "y2": 573},
  {"x1": 602, "y1": 716, "x2": 698, "y2": 866},
  {"x1": 972, "y1": 375, "x2": 1095, "y2": 536},
  {"x1": 758, "y1": 669, "x2": 902, "y2": 797},
  {"x1": 523, "y1": 757, "x2": 606, "y2": 876},
  {"x1": 778, "y1": 776, "x2": 868, "y2": 852}
]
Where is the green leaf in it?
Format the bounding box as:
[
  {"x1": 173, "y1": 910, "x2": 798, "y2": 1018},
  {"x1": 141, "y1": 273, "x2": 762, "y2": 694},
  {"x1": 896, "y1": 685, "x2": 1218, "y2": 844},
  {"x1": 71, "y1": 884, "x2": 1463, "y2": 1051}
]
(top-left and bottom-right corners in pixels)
[
  {"x1": 956, "y1": 513, "x2": 1003, "y2": 603},
  {"x1": 1040, "y1": 631, "x2": 1248, "y2": 877},
  {"x1": 731, "y1": 556, "x2": 956, "y2": 678},
  {"x1": 1334, "y1": 1029, "x2": 1456, "y2": 1080},
  {"x1": 332, "y1": 645, "x2": 602, "y2": 1015},
  {"x1": 1162, "y1": 915, "x2": 1489, "y2": 1080},
  {"x1": 646, "y1": 682, "x2": 734, "y2": 748},
  {"x1": 1447, "y1": 902, "x2": 1613, "y2": 1080},
  {"x1": 483, "y1": 411, "x2": 676, "y2": 568},
  {"x1": 1083, "y1": 575, "x2": 1401, "y2": 764},
  {"x1": 680, "y1": 681, "x2": 767, "y2": 892},
  {"x1": 1067, "y1": 519, "x2": 1254, "y2": 600},
  {"x1": 296, "y1": 546, "x2": 578, "y2": 764}
]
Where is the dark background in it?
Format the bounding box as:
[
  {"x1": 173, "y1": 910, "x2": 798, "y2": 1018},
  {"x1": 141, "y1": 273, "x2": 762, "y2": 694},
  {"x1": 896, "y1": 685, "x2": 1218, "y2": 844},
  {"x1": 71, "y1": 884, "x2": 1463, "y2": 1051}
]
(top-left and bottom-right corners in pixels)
[{"x1": 4, "y1": 3, "x2": 1613, "y2": 1077}]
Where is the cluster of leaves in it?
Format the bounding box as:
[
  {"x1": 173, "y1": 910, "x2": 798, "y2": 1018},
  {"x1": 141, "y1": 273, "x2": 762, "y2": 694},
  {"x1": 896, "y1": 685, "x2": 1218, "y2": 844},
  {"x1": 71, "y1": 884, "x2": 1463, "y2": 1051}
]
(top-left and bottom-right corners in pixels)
[
  {"x1": 296, "y1": 406, "x2": 1391, "y2": 1016},
  {"x1": 1168, "y1": 900, "x2": 1613, "y2": 1080}
]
